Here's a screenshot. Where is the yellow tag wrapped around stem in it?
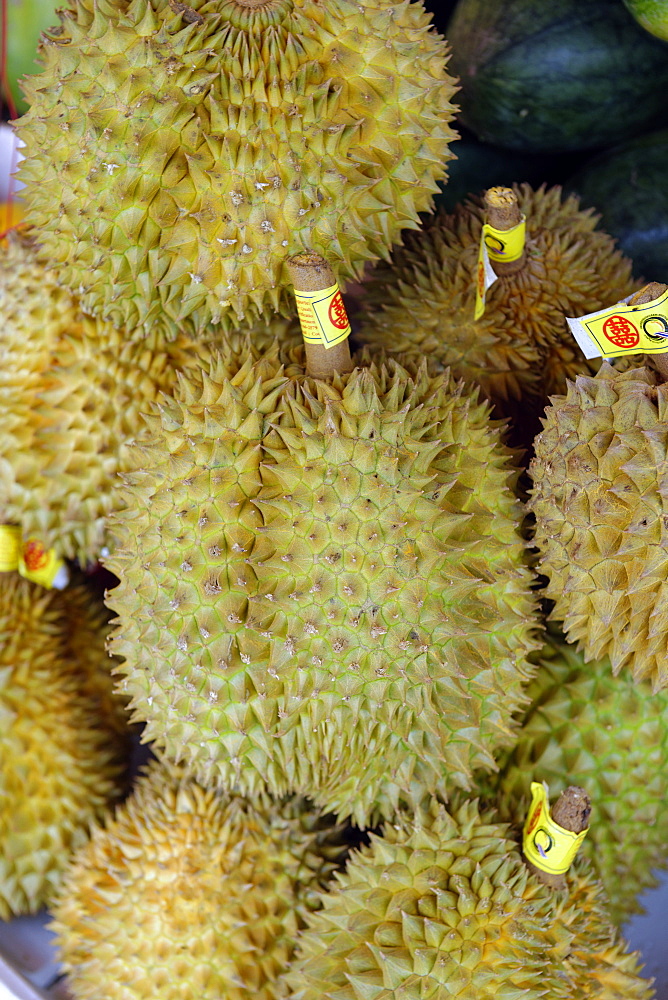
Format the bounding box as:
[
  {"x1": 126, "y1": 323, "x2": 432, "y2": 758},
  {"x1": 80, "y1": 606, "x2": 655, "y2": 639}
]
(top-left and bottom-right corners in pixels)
[
  {"x1": 19, "y1": 539, "x2": 68, "y2": 589},
  {"x1": 294, "y1": 282, "x2": 352, "y2": 348},
  {"x1": 523, "y1": 781, "x2": 589, "y2": 876},
  {"x1": 0, "y1": 525, "x2": 68, "y2": 589},
  {"x1": 568, "y1": 285, "x2": 668, "y2": 360},
  {"x1": 484, "y1": 216, "x2": 527, "y2": 265},
  {"x1": 474, "y1": 216, "x2": 527, "y2": 320},
  {"x1": 0, "y1": 525, "x2": 21, "y2": 572}
]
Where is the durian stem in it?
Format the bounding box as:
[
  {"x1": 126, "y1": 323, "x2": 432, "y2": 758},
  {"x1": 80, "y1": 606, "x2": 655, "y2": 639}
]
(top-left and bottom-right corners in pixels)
[
  {"x1": 631, "y1": 282, "x2": 668, "y2": 382},
  {"x1": 287, "y1": 253, "x2": 354, "y2": 379},
  {"x1": 483, "y1": 187, "x2": 526, "y2": 276},
  {"x1": 524, "y1": 785, "x2": 591, "y2": 890}
]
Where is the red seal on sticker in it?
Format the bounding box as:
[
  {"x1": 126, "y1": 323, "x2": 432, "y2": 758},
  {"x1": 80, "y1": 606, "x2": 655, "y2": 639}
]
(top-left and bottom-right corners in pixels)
[
  {"x1": 23, "y1": 539, "x2": 48, "y2": 571},
  {"x1": 328, "y1": 292, "x2": 349, "y2": 330},
  {"x1": 602, "y1": 315, "x2": 639, "y2": 348},
  {"x1": 477, "y1": 261, "x2": 485, "y2": 298},
  {"x1": 526, "y1": 801, "x2": 542, "y2": 837}
]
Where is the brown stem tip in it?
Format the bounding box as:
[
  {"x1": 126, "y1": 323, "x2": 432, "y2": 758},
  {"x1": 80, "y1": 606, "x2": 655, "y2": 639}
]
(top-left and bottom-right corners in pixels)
[
  {"x1": 525, "y1": 785, "x2": 591, "y2": 891},
  {"x1": 484, "y1": 186, "x2": 522, "y2": 230},
  {"x1": 630, "y1": 281, "x2": 667, "y2": 306},
  {"x1": 286, "y1": 252, "x2": 353, "y2": 380},
  {"x1": 483, "y1": 186, "x2": 526, "y2": 276},
  {"x1": 630, "y1": 282, "x2": 668, "y2": 382}
]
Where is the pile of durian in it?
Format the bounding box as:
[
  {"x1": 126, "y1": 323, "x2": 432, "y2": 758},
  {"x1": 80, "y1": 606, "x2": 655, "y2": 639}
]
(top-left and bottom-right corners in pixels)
[{"x1": 0, "y1": 1, "x2": 666, "y2": 998}]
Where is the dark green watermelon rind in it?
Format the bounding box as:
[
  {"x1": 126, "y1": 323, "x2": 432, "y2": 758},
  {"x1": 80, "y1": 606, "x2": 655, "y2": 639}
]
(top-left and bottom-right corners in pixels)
[
  {"x1": 447, "y1": 0, "x2": 668, "y2": 153},
  {"x1": 568, "y1": 127, "x2": 668, "y2": 282}
]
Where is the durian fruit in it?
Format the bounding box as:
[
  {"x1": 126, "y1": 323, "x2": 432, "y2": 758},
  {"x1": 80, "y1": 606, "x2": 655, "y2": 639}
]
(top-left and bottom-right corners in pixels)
[
  {"x1": 0, "y1": 572, "x2": 131, "y2": 919},
  {"x1": 529, "y1": 361, "x2": 668, "y2": 689},
  {"x1": 286, "y1": 798, "x2": 653, "y2": 1000},
  {"x1": 0, "y1": 230, "x2": 300, "y2": 565},
  {"x1": 105, "y1": 340, "x2": 541, "y2": 826},
  {"x1": 0, "y1": 228, "x2": 78, "y2": 495},
  {"x1": 50, "y1": 757, "x2": 349, "y2": 1000},
  {"x1": 485, "y1": 629, "x2": 668, "y2": 924},
  {"x1": 16, "y1": 0, "x2": 458, "y2": 339},
  {"x1": 354, "y1": 184, "x2": 639, "y2": 421}
]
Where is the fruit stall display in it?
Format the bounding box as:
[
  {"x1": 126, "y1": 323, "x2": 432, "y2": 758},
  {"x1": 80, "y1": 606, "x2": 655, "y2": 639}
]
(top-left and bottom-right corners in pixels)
[{"x1": 3, "y1": 0, "x2": 668, "y2": 997}]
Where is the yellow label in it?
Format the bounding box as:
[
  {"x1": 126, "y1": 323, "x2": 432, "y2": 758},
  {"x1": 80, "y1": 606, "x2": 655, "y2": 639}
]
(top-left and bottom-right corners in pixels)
[
  {"x1": 294, "y1": 283, "x2": 351, "y2": 349},
  {"x1": 474, "y1": 237, "x2": 499, "y2": 320},
  {"x1": 0, "y1": 525, "x2": 21, "y2": 572},
  {"x1": 474, "y1": 217, "x2": 526, "y2": 320},
  {"x1": 0, "y1": 526, "x2": 67, "y2": 588},
  {"x1": 523, "y1": 782, "x2": 589, "y2": 876},
  {"x1": 568, "y1": 289, "x2": 668, "y2": 360},
  {"x1": 484, "y1": 216, "x2": 526, "y2": 264}
]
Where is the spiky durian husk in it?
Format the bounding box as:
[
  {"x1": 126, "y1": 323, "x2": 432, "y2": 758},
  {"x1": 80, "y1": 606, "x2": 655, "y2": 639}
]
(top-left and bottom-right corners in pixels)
[
  {"x1": 0, "y1": 232, "x2": 303, "y2": 565},
  {"x1": 529, "y1": 362, "x2": 668, "y2": 689},
  {"x1": 485, "y1": 629, "x2": 668, "y2": 924},
  {"x1": 50, "y1": 758, "x2": 349, "y2": 1000},
  {"x1": 16, "y1": 0, "x2": 457, "y2": 339},
  {"x1": 286, "y1": 798, "x2": 652, "y2": 1000},
  {"x1": 0, "y1": 229, "x2": 84, "y2": 497},
  {"x1": 105, "y1": 345, "x2": 540, "y2": 825},
  {"x1": 354, "y1": 184, "x2": 639, "y2": 418},
  {"x1": 0, "y1": 573, "x2": 130, "y2": 919}
]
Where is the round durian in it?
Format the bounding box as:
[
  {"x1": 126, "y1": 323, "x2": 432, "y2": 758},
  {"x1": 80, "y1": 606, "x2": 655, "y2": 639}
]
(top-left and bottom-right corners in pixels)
[
  {"x1": 50, "y1": 757, "x2": 349, "y2": 1000},
  {"x1": 0, "y1": 572, "x2": 130, "y2": 919},
  {"x1": 529, "y1": 361, "x2": 668, "y2": 689},
  {"x1": 16, "y1": 0, "x2": 458, "y2": 339},
  {"x1": 286, "y1": 798, "x2": 652, "y2": 1000},
  {"x1": 486, "y1": 629, "x2": 668, "y2": 924},
  {"x1": 0, "y1": 231, "x2": 298, "y2": 565},
  {"x1": 354, "y1": 184, "x2": 638, "y2": 421},
  {"x1": 105, "y1": 344, "x2": 540, "y2": 825}
]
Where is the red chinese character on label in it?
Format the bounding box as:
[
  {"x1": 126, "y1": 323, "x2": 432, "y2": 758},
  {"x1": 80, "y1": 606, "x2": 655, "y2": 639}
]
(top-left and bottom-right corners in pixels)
[
  {"x1": 602, "y1": 314, "x2": 639, "y2": 348},
  {"x1": 526, "y1": 802, "x2": 542, "y2": 837},
  {"x1": 23, "y1": 540, "x2": 48, "y2": 572},
  {"x1": 477, "y1": 261, "x2": 485, "y2": 299},
  {"x1": 328, "y1": 292, "x2": 349, "y2": 331}
]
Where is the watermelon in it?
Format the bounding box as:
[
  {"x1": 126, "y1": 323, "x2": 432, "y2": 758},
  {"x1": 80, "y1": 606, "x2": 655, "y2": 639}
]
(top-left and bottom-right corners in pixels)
[
  {"x1": 622, "y1": 0, "x2": 668, "y2": 41},
  {"x1": 433, "y1": 128, "x2": 588, "y2": 212},
  {"x1": 447, "y1": 0, "x2": 668, "y2": 153},
  {"x1": 568, "y1": 128, "x2": 668, "y2": 282}
]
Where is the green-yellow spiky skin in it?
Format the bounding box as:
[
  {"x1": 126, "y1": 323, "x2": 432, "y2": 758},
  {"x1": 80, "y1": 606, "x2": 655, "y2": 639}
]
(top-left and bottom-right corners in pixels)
[
  {"x1": 0, "y1": 232, "x2": 299, "y2": 565},
  {"x1": 0, "y1": 573, "x2": 131, "y2": 919},
  {"x1": 16, "y1": 0, "x2": 458, "y2": 340},
  {"x1": 529, "y1": 362, "x2": 668, "y2": 689},
  {"x1": 484, "y1": 629, "x2": 668, "y2": 925},
  {"x1": 286, "y1": 798, "x2": 653, "y2": 1000},
  {"x1": 50, "y1": 758, "x2": 349, "y2": 1000},
  {"x1": 354, "y1": 184, "x2": 639, "y2": 420},
  {"x1": 0, "y1": 230, "x2": 85, "y2": 508},
  {"x1": 105, "y1": 346, "x2": 540, "y2": 825}
]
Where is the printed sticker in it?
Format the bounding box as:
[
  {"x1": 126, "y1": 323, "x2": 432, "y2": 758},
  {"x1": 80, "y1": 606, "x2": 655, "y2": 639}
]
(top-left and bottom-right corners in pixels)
[
  {"x1": 294, "y1": 283, "x2": 351, "y2": 348},
  {"x1": 474, "y1": 216, "x2": 526, "y2": 319},
  {"x1": 0, "y1": 525, "x2": 68, "y2": 589},
  {"x1": 568, "y1": 288, "x2": 668, "y2": 359},
  {"x1": 523, "y1": 781, "x2": 589, "y2": 876}
]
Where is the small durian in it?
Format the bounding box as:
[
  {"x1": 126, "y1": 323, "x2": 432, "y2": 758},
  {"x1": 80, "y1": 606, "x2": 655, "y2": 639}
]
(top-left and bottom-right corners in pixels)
[
  {"x1": 105, "y1": 310, "x2": 540, "y2": 825},
  {"x1": 286, "y1": 797, "x2": 653, "y2": 1000},
  {"x1": 486, "y1": 629, "x2": 668, "y2": 924},
  {"x1": 0, "y1": 572, "x2": 130, "y2": 919},
  {"x1": 16, "y1": 0, "x2": 458, "y2": 338},
  {"x1": 355, "y1": 184, "x2": 639, "y2": 423},
  {"x1": 0, "y1": 231, "x2": 298, "y2": 565},
  {"x1": 529, "y1": 360, "x2": 668, "y2": 689},
  {"x1": 50, "y1": 758, "x2": 349, "y2": 1000}
]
